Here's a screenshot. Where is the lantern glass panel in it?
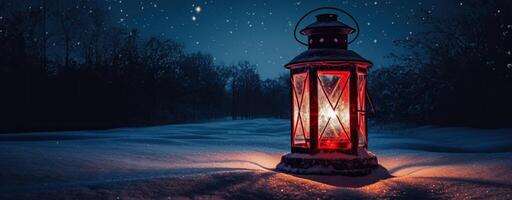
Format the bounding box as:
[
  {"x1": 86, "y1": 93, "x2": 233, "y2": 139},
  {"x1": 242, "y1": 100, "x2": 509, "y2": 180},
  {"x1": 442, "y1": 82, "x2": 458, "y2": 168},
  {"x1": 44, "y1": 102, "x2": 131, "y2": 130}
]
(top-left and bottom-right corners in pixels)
[
  {"x1": 317, "y1": 71, "x2": 351, "y2": 150},
  {"x1": 357, "y1": 74, "x2": 367, "y2": 147},
  {"x1": 292, "y1": 72, "x2": 310, "y2": 148}
]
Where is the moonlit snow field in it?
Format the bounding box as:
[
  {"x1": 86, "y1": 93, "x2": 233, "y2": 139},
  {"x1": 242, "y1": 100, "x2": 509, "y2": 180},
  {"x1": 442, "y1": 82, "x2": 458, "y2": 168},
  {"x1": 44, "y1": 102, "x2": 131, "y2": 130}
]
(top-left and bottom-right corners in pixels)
[{"x1": 1, "y1": 119, "x2": 511, "y2": 199}]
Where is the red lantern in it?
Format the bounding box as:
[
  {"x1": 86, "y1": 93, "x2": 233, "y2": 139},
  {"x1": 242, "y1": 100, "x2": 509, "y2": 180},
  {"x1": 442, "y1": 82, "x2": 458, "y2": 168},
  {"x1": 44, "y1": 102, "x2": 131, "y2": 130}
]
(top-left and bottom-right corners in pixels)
[{"x1": 277, "y1": 8, "x2": 378, "y2": 175}]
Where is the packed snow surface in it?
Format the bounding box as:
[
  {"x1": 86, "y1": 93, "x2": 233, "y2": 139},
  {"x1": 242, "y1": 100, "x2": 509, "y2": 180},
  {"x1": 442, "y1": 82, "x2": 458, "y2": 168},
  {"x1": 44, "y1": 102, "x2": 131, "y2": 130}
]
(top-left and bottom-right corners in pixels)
[{"x1": 1, "y1": 119, "x2": 511, "y2": 199}]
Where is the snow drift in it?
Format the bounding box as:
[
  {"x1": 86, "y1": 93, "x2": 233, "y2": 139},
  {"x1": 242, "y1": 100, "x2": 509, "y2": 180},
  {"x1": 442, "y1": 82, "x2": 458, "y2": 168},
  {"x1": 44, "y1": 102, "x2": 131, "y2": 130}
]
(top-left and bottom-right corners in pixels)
[{"x1": 0, "y1": 119, "x2": 511, "y2": 199}]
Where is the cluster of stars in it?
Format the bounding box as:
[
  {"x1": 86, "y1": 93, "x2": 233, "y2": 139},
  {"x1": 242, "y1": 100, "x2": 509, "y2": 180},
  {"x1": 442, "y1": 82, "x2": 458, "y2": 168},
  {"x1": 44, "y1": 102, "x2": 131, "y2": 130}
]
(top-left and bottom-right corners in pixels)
[{"x1": 192, "y1": 5, "x2": 201, "y2": 21}]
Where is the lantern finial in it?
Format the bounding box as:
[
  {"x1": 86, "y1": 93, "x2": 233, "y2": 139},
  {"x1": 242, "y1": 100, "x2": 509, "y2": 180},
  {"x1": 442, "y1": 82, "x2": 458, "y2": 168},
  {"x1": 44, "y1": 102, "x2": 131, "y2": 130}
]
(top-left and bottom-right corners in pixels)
[{"x1": 293, "y1": 7, "x2": 360, "y2": 47}]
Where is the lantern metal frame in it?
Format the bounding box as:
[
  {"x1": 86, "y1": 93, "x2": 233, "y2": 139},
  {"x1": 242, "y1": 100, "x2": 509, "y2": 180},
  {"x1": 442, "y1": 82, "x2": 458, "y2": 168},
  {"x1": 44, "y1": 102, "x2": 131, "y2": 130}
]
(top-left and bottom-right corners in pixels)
[{"x1": 276, "y1": 7, "x2": 378, "y2": 175}]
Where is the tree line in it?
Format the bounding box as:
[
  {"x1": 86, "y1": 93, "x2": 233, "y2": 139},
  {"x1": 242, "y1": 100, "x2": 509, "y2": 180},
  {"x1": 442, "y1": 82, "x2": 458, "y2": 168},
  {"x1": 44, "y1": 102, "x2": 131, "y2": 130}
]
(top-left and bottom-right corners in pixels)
[
  {"x1": 369, "y1": 0, "x2": 512, "y2": 127},
  {"x1": 1, "y1": 0, "x2": 510, "y2": 132},
  {"x1": 0, "y1": 1, "x2": 289, "y2": 132}
]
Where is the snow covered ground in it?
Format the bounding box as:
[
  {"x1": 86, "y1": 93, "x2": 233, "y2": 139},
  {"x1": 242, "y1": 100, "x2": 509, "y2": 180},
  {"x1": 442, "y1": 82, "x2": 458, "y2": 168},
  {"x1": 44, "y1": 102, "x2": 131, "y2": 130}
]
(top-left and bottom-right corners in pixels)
[{"x1": 1, "y1": 119, "x2": 511, "y2": 199}]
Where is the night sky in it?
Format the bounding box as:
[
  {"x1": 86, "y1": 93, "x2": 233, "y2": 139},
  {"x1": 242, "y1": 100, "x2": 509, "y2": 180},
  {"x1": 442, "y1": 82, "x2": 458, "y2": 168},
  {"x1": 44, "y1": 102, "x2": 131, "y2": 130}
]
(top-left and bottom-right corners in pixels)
[{"x1": 45, "y1": 0, "x2": 462, "y2": 78}]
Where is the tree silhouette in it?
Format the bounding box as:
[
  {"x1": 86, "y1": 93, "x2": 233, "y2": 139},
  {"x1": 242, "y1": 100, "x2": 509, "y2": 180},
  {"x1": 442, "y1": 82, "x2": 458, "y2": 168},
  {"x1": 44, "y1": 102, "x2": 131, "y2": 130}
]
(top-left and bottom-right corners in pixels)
[
  {"x1": 369, "y1": 0, "x2": 512, "y2": 127},
  {"x1": 0, "y1": 1, "x2": 290, "y2": 132}
]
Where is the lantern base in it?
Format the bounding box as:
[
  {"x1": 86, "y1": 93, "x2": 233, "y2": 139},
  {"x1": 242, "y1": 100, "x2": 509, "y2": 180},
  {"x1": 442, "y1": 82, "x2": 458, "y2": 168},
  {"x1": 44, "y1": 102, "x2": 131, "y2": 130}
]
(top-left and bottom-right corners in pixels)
[{"x1": 276, "y1": 148, "x2": 378, "y2": 176}]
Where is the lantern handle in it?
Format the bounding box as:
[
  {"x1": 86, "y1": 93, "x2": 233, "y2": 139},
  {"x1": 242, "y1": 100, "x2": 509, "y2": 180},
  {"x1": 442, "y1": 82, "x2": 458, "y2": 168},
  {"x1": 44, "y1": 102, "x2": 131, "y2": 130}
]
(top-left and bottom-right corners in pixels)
[{"x1": 293, "y1": 7, "x2": 360, "y2": 46}]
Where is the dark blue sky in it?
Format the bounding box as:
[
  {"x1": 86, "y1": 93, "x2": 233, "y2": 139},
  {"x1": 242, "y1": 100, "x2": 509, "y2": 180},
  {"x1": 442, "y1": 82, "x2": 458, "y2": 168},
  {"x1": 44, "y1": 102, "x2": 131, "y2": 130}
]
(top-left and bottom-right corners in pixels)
[{"x1": 102, "y1": 0, "x2": 457, "y2": 78}]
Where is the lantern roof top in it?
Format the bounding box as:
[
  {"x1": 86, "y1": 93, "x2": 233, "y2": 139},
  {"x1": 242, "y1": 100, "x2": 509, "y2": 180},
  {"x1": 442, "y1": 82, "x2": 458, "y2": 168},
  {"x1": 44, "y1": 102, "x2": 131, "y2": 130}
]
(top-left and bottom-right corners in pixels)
[
  {"x1": 286, "y1": 48, "x2": 372, "y2": 68},
  {"x1": 287, "y1": 13, "x2": 372, "y2": 68},
  {"x1": 300, "y1": 14, "x2": 355, "y2": 35}
]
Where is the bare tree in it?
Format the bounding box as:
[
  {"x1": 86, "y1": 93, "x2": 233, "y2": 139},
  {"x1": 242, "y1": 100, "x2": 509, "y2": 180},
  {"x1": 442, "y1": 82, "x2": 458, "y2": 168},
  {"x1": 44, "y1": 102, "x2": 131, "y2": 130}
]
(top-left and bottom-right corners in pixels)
[{"x1": 56, "y1": 0, "x2": 81, "y2": 67}]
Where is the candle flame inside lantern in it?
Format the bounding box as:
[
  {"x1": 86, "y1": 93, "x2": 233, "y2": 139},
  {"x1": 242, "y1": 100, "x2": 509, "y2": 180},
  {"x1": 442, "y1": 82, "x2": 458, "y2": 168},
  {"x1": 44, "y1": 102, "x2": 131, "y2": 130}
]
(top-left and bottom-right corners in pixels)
[{"x1": 317, "y1": 71, "x2": 351, "y2": 151}]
